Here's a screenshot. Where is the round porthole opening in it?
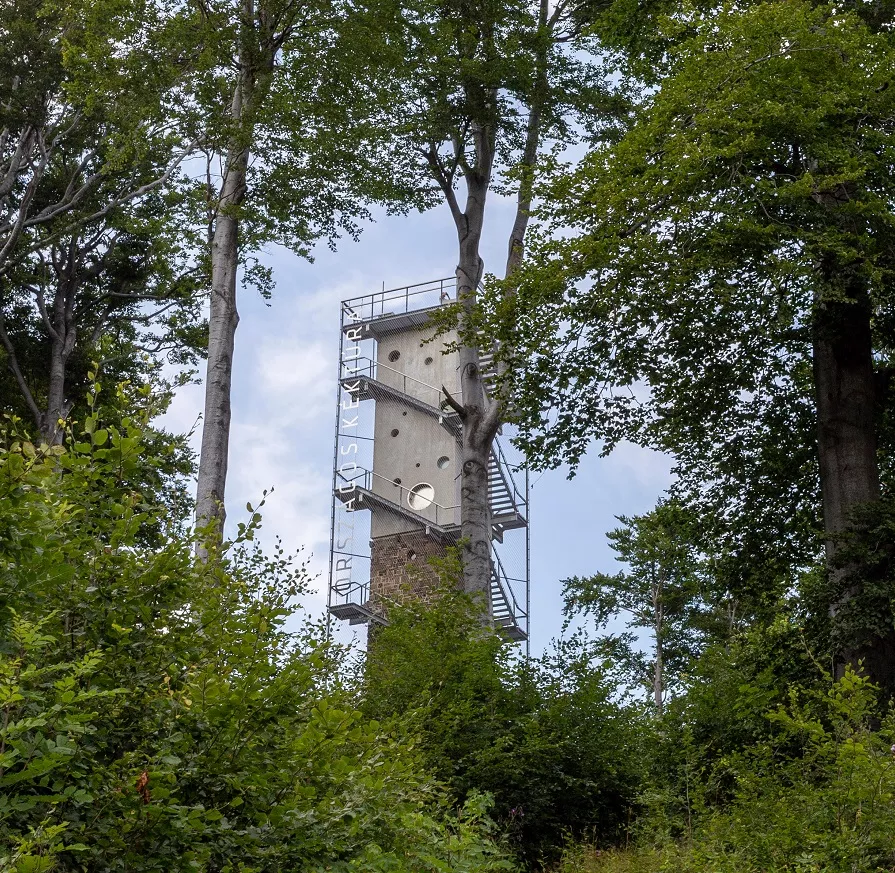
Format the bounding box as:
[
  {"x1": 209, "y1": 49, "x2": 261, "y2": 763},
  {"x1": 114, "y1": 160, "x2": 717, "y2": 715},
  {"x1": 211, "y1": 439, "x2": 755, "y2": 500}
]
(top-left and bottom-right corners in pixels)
[
  {"x1": 407, "y1": 483, "x2": 435, "y2": 511},
  {"x1": 425, "y1": 356, "x2": 434, "y2": 365},
  {"x1": 393, "y1": 477, "x2": 402, "y2": 485},
  {"x1": 391, "y1": 428, "x2": 399, "y2": 437},
  {"x1": 437, "y1": 455, "x2": 450, "y2": 469},
  {"x1": 388, "y1": 350, "x2": 400, "y2": 362}
]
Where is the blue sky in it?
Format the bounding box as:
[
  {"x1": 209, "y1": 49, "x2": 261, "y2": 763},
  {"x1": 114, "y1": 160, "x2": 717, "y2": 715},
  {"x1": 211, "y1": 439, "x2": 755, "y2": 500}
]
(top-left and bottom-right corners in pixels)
[{"x1": 162, "y1": 195, "x2": 672, "y2": 654}]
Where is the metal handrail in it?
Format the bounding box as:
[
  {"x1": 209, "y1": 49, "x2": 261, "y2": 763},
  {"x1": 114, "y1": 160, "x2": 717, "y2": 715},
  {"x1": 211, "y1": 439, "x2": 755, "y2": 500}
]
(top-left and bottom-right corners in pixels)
[
  {"x1": 342, "y1": 277, "x2": 457, "y2": 322},
  {"x1": 341, "y1": 357, "x2": 457, "y2": 413},
  {"x1": 493, "y1": 438, "x2": 527, "y2": 507},
  {"x1": 331, "y1": 577, "x2": 368, "y2": 602},
  {"x1": 337, "y1": 466, "x2": 460, "y2": 528},
  {"x1": 492, "y1": 549, "x2": 526, "y2": 621}
]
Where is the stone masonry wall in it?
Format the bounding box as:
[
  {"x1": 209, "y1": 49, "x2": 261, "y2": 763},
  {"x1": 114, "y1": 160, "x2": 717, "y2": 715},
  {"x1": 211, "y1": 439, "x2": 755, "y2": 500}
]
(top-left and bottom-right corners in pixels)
[{"x1": 369, "y1": 532, "x2": 449, "y2": 612}]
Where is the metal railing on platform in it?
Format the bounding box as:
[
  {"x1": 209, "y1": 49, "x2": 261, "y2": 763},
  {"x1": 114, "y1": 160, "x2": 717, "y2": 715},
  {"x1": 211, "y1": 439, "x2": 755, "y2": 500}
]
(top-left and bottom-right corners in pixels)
[
  {"x1": 342, "y1": 278, "x2": 457, "y2": 323},
  {"x1": 336, "y1": 466, "x2": 460, "y2": 529},
  {"x1": 341, "y1": 357, "x2": 454, "y2": 413}
]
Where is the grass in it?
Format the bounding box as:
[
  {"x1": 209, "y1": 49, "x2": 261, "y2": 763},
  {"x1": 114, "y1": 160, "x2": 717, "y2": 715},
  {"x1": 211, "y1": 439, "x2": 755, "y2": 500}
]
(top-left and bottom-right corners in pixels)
[{"x1": 557, "y1": 846, "x2": 669, "y2": 873}]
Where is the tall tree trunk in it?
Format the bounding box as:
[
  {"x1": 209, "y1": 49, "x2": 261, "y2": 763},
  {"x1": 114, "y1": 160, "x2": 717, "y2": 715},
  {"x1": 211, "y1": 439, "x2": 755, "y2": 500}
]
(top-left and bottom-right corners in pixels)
[
  {"x1": 195, "y1": 75, "x2": 251, "y2": 556},
  {"x1": 41, "y1": 272, "x2": 76, "y2": 445},
  {"x1": 813, "y1": 282, "x2": 890, "y2": 681},
  {"x1": 43, "y1": 328, "x2": 70, "y2": 445},
  {"x1": 504, "y1": 0, "x2": 544, "y2": 281},
  {"x1": 652, "y1": 565, "x2": 664, "y2": 715},
  {"x1": 456, "y1": 170, "x2": 499, "y2": 606},
  {"x1": 653, "y1": 636, "x2": 663, "y2": 716},
  {"x1": 447, "y1": 76, "x2": 543, "y2": 605}
]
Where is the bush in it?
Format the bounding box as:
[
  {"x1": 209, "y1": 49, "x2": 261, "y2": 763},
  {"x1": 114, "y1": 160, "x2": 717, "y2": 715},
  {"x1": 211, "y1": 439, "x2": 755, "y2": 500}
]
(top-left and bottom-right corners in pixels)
[
  {"x1": 560, "y1": 669, "x2": 895, "y2": 873},
  {"x1": 0, "y1": 392, "x2": 514, "y2": 873},
  {"x1": 363, "y1": 584, "x2": 647, "y2": 868}
]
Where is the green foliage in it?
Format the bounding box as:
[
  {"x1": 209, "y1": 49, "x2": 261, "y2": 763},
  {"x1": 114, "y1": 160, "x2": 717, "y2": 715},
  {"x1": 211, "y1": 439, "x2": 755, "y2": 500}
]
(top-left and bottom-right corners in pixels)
[
  {"x1": 0, "y1": 398, "x2": 513, "y2": 872},
  {"x1": 176, "y1": 0, "x2": 430, "y2": 282},
  {"x1": 1, "y1": 0, "x2": 208, "y2": 441},
  {"x1": 561, "y1": 670, "x2": 895, "y2": 873},
  {"x1": 363, "y1": 582, "x2": 647, "y2": 867},
  {"x1": 564, "y1": 501, "x2": 720, "y2": 705},
  {"x1": 497, "y1": 0, "x2": 895, "y2": 614}
]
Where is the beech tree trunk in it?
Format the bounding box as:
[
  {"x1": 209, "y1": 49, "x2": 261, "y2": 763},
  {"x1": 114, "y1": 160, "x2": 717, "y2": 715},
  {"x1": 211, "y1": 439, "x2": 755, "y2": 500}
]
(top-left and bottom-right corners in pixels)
[
  {"x1": 195, "y1": 78, "x2": 251, "y2": 556},
  {"x1": 42, "y1": 269, "x2": 77, "y2": 445},
  {"x1": 445, "y1": 79, "x2": 542, "y2": 607},
  {"x1": 652, "y1": 565, "x2": 664, "y2": 716},
  {"x1": 43, "y1": 326, "x2": 73, "y2": 445},
  {"x1": 653, "y1": 638, "x2": 663, "y2": 716},
  {"x1": 812, "y1": 283, "x2": 891, "y2": 682},
  {"x1": 456, "y1": 168, "x2": 499, "y2": 607},
  {"x1": 0, "y1": 257, "x2": 78, "y2": 446}
]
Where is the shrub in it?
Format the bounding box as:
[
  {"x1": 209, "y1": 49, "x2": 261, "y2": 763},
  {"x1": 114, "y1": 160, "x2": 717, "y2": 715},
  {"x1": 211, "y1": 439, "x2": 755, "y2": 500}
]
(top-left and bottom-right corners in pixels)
[
  {"x1": 0, "y1": 393, "x2": 514, "y2": 873},
  {"x1": 363, "y1": 586, "x2": 647, "y2": 867}
]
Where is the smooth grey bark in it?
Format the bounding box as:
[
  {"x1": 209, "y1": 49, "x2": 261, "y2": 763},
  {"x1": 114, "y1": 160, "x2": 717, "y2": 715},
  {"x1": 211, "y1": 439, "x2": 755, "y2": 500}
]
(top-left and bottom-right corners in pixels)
[
  {"x1": 503, "y1": 0, "x2": 545, "y2": 281},
  {"x1": 446, "y1": 120, "x2": 501, "y2": 606},
  {"x1": 439, "y1": 52, "x2": 545, "y2": 605},
  {"x1": 194, "y1": 81, "x2": 251, "y2": 555},
  {"x1": 42, "y1": 265, "x2": 78, "y2": 445},
  {"x1": 194, "y1": 0, "x2": 296, "y2": 557},
  {"x1": 653, "y1": 638, "x2": 663, "y2": 716},
  {"x1": 0, "y1": 235, "x2": 107, "y2": 445}
]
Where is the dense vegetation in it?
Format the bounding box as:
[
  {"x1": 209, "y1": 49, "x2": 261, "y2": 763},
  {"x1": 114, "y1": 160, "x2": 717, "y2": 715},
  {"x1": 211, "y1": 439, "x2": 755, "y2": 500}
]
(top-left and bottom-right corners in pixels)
[
  {"x1": 0, "y1": 391, "x2": 514, "y2": 871},
  {"x1": 4, "y1": 0, "x2": 895, "y2": 869}
]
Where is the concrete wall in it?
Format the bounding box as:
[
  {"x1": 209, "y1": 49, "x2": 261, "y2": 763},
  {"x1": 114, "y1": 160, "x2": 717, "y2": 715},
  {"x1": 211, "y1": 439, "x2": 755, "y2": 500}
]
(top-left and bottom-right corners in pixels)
[
  {"x1": 370, "y1": 395, "x2": 460, "y2": 536},
  {"x1": 375, "y1": 323, "x2": 460, "y2": 405},
  {"x1": 370, "y1": 319, "x2": 462, "y2": 539}
]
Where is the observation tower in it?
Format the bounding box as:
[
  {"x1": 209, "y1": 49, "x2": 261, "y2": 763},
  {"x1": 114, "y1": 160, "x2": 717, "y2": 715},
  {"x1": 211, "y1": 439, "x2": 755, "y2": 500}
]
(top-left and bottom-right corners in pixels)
[{"x1": 327, "y1": 278, "x2": 530, "y2": 644}]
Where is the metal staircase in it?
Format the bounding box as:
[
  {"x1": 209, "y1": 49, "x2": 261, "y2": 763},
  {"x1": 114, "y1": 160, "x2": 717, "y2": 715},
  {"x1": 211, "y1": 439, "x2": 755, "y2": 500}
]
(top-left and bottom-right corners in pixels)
[
  {"x1": 488, "y1": 444, "x2": 527, "y2": 541},
  {"x1": 491, "y1": 552, "x2": 527, "y2": 641}
]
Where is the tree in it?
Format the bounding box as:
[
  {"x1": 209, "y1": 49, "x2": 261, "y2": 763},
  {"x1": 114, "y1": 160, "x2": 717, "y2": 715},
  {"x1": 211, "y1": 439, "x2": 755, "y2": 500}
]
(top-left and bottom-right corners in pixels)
[
  {"x1": 564, "y1": 502, "x2": 711, "y2": 715},
  {"x1": 367, "y1": 0, "x2": 619, "y2": 601},
  {"x1": 0, "y1": 0, "x2": 195, "y2": 279},
  {"x1": 362, "y1": 584, "x2": 646, "y2": 866},
  {"x1": 189, "y1": 0, "x2": 421, "y2": 553},
  {"x1": 0, "y1": 195, "x2": 205, "y2": 444},
  {"x1": 501, "y1": 0, "x2": 895, "y2": 684},
  {"x1": 0, "y1": 0, "x2": 205, "y2": 443}
]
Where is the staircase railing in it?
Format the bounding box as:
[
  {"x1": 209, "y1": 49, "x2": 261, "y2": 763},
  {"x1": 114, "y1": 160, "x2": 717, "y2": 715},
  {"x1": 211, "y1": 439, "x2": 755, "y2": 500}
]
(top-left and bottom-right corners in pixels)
[{"x1": 491, "y1": 549, "x2": 527, "y2": 626}]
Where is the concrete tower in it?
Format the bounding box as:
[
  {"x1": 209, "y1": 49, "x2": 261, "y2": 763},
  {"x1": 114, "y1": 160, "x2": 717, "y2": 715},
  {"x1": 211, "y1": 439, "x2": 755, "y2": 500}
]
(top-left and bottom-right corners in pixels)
[{"x1": 328, "y1": 279, "x2": 528, "y2": 642}]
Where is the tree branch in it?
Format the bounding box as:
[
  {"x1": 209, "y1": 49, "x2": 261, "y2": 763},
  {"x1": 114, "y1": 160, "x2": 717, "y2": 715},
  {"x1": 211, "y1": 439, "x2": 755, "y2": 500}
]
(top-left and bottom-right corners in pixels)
[
  {"x1": 442, "y1": 384, "x2": 467, "y2": 419},
  {"x1": 0, "y1": 310, "x2": 42, "y2": 428},
  {"x1": 426, "y1": 146, "x2": 463, "y2": 227}
]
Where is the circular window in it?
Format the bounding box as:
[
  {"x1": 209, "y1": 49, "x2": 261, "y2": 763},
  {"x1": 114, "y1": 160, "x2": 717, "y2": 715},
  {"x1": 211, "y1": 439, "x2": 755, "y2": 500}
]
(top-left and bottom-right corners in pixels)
[
  {"x1": 388, "y1": 350, "x2": 400, "y2": 362},
  {"x1": 425, "y1": 356, "x2": 434, "y2": 365},
  {"x1": 415, "y1": 462, "x2": 421, "y2": 468},
  {"x1": 402, "y1": 410, "x2": 407, "y2": 416},
  {"x1": 437, "y1": 455, "x2": 450, "y2": 469},
  {"x1": 407, "y1": 483, "x2": 435, "y2": 511},
  {"x1": 391, "y1": 428, "x2": 399, "y2": 437},
  {"x1": 393, "y1": 477, "x2": 402, "y2": 485}
]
